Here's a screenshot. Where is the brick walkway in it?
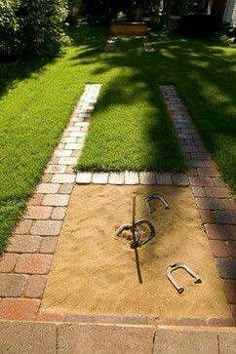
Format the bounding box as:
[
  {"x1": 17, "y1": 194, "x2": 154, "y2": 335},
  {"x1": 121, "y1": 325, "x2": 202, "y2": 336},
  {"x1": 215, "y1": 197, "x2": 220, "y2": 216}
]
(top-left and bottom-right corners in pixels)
[
  {"x1": 0, "y1": 83, "x2": 235, "y2": 325},
  {"x1": 0, "y1": 84, "x2": 102, "y2": 320},
  {"x1": 160, "y1": 85, "x2": 236, "y2": 320}
]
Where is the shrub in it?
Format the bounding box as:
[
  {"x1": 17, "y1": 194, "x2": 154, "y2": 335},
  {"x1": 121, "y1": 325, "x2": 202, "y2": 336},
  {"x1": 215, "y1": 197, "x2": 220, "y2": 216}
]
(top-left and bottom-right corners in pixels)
[
  {"x1": 0, "y1": 0, "x2": 21, "y2": 58},
  {"x1": 19, "y1": 0, "x2": 70, "y2": 56}
]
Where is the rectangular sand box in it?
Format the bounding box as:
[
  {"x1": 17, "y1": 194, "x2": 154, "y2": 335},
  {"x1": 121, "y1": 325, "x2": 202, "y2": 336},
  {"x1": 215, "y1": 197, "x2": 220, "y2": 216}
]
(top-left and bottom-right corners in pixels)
[{"x1": 42, "y1": 185, "x2": 231, "y2": 318}]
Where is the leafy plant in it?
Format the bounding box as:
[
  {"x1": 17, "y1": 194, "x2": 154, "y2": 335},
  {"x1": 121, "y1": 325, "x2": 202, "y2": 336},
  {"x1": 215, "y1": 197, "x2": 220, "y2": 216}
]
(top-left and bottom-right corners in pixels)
[
  {"x1": 0, "y1": 0, "x2": 21, "y2": 58},
  {"x1": 19, "y1": 0, "x2": 70, "y2": 56}
]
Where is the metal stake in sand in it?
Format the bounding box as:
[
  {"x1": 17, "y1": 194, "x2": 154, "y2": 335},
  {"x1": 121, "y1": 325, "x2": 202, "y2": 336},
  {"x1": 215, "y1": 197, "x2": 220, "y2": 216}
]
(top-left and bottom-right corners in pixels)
[{"x1": 132, "y1": 196, "x2": 143, "y2": 284}]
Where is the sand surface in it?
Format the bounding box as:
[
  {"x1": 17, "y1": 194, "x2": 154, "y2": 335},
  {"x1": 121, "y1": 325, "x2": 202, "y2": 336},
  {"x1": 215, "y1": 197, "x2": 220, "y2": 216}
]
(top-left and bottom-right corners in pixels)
[{"x1": 42, "y1": 185, "x2": 230, "y2": 318}]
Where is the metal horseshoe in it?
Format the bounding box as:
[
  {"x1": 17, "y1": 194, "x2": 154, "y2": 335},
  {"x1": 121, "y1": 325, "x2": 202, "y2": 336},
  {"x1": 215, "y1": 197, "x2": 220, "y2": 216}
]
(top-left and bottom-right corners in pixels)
[
  {"x1": 145, "y1": 194, "x2": 169, "y2": 214},
  {"x1": 115, "y1": 219, "x2": 156, "y2": 248},
  {"x1": 167, "y1": 263, "x2": 202, "y2": 294}
]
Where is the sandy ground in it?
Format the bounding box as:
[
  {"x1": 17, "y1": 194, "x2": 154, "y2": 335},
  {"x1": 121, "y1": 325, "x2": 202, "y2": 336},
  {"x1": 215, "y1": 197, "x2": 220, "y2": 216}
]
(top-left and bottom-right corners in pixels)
[{"x1": 42, "y1": 185, "x2": 230, "y2": 318}]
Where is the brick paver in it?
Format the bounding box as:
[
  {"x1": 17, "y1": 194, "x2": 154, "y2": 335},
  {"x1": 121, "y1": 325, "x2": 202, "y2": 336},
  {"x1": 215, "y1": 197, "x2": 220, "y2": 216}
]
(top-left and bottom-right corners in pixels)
[
  {"x1": 24, "y1": 275, "x2": 47, "y2": 298},
  {"x1": 0, "y1": 84, "x2": 102, "y2": 321},
  {"x1": 30, "y1": 220, "x2": 62, "y2": 236},
  {"x1": 42, "y1": 194, "x2": 70, "y2": 207},
  {"x1": 0, "y1": 298, "x2": 40, "y2": 320},
  {"x1": 40, "y1": 237, "x2": 58, "y2": 254},
  {"x1": 6, "y1": 235, "x2": 41, "y2": 253},
  {"x1": 0, "y1": 253, "x2": 18, "y2": 273},
  {"x1": 15, "y1": 254, "x2": 53, "y2": 274},
  {"x1": 0, "y1": 274, "x2": 27, "y2": 297},
  {"x1": 161, "y1": 85, "x2": 236, "y2": 319},
  {"x1": 24, "y1": 206, "x2": 53, "y2": 220}
]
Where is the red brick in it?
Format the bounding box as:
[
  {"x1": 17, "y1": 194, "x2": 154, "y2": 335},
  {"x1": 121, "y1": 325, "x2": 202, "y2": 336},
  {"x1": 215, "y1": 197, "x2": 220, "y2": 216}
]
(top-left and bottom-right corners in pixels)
[
  {"x1": 0, "y1": 298, "x2": 40, "y2": 320},
  {"x1": 15, "y1": 254, "x2": 52, "y2": 274},
  {"x1": 213, "y1": 177, "x2": 226, "y2": 187},
  {"x1": 190, "y1": 176, "x2": 215, "y2": 187},
  {"x1": 187, "y1": 168, "x2": 198, "y2": 177},
  {"x1": 51, "y1": 207, "x2": 66, "y2": 220},
  {"x1": 24, "y1": 206, "x2": 52, "y2": 220},
  {"x1": 6, "y1": 235, "x2": 41, "y2": 253},
  {"x1": 196, "y1": 198, "x2": 224, "y2": 210},
  {"x1": 190, "y1": 160, "x2": 206, "y2": 168},
  {"x1": 215, "y1": 258, "x2": 236, "y2": 279},
  {"x1": 231, "y1": 305, "x2": 236, "y2": 319},
  {"x1": 223, "y1": 280, "x2": 236, "y2": 304},
  {"x1": 37, "y1": 311, "x2": 65, "y2": 321},
  {"x1": 192, "y1": 186, "x2": 206, "y2": 198},
  {"x1": 24, "y1": 275, "x2": 47, "y2": 298},
  {"x1": 0, "y1": 274, "x2": 27, "y2": 297},
  {"x1": 228, "y1": 241, "x2": 236, "y2": 257},
  {"x1": 28, "y1": 193, "x2": 44, "y2": 206},
  {"x1": 40, "y1": 237, "x2": 58, "y2": 254},
  {"x1": 207, "y1": 318, "x2": 235, "y2": 327},
  {"x1": 197, "y1": 168, "x2": 220, "y2": 177},
  {"x1": 0, "y1": 253, "x2": 18, "y2": 272},
  {"x1": 42, "y1": 194, "x2": 69, "y2": 207},
  {"x1": 215, "y1": 211, "x2": 236, "y2": 225},
  {"x1": 30, "y1": 220, "x2": 62, "y2": 236},
  {"x1": 209, "y1": 240, "x2": 230, "y2": 258},
  {"x1": 205, "y1": 160, "x2": 217, "y2": 168},
  {"x1": 199, "y1": 210, "x2": 215, "y2": 224},
  {"x1": 191, "y1": 152, "x2": 211, "y2": 160},
  {"x1": 14, "y1": 220, "x2": 33, "y2": 235},
  {"x1": 223, "y1": 199, "x2": 236, "y2": 211},
  {"x1": 205, "y1": 224, "x2": 236, "y2": 240},
  {"x1": 205, "y1": 187, "x2": 230, "y2": 199}
]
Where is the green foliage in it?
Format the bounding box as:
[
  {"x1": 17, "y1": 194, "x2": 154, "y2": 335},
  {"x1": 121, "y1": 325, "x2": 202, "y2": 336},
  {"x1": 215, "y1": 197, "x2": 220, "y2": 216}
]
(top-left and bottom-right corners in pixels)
[
  {"x1": 0, "y1": 0, "x2": 21, "y2": 58},
  {"x1": 19, "y1": 0, "x2": 70, "y2": 56},
  {"x1": 0, "y1": 0, "x2": 69, "y2": 59}
]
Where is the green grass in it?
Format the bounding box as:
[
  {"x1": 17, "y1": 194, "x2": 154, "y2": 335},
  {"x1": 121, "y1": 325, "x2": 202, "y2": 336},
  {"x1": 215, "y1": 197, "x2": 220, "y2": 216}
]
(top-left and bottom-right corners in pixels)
[
  {"x1": 77, "y1": 37, "x2": 185, "y2": 172},
  {"x1": 77, "y1": 29, "x2": 236, "y2": 193},
  {"x1": 0, "y1": 25, "x2": 235, "y2": 253}
]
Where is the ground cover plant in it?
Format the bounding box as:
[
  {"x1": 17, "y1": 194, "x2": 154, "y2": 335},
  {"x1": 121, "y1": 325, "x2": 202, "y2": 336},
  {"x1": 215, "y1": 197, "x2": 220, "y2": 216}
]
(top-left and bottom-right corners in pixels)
[{"x1": 0, "y1": 25, "x2": 235, "y2": 254}]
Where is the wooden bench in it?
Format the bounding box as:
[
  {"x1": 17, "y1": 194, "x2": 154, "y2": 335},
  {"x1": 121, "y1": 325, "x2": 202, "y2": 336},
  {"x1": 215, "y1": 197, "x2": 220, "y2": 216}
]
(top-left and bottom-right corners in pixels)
[{"x1": 111, "y1": 22, "x2": 148, "y2": 37}]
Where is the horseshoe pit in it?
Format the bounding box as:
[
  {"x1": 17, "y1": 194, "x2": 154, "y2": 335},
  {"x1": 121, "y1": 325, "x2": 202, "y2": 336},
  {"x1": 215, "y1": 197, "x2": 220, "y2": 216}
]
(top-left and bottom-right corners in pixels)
[{"x1": 41, "y1": 184, "x2": 231, "y2": 320}]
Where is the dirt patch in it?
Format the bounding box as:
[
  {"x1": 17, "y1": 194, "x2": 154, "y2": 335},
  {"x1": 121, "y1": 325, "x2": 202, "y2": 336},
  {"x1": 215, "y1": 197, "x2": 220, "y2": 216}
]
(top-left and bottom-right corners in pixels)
[{"x1": 42, "y1": 185, "x2": 230, "y2": 318}]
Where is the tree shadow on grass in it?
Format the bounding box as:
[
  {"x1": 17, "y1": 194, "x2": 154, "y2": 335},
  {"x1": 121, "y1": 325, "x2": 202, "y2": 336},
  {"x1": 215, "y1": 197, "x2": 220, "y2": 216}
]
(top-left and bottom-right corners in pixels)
[
  {"x1": 71, "y1": 25, "x2": 236, "y2": 190},
  {"x1": 0, "y1": 55, "x2": 57, "y2": 101}
]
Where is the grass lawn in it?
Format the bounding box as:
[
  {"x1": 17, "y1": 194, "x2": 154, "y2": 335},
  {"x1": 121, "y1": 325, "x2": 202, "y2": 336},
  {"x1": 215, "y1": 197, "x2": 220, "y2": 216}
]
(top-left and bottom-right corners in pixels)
[
  {"x1": 77, "y1": 28, "x2": 236, "y2": 193},
  {"x1": 0, "y1": 25, "x2": 235, "y2": 253}
]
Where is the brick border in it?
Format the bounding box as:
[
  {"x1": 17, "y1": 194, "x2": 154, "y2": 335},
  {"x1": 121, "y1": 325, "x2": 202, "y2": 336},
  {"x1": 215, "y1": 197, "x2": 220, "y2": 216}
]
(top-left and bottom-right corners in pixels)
[
  {"x1": 160, "y1": 85, "x2": 236, "y2": 319},
  {"x1": 0, "y1": 84, "x2": 102, "y2": 320},
  {"x1": 0, "y1": 83, "x2": 235, "y2": 326},
  {"x1": 76, "y1": 171, "x2": 190, "y2": 186}
]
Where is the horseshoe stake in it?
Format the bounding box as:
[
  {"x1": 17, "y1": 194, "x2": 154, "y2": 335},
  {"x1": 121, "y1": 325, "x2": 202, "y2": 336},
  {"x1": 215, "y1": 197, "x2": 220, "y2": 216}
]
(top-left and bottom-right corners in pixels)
[{"x1": 167, "y1": 263, "x2": 202, "y2": 293}]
